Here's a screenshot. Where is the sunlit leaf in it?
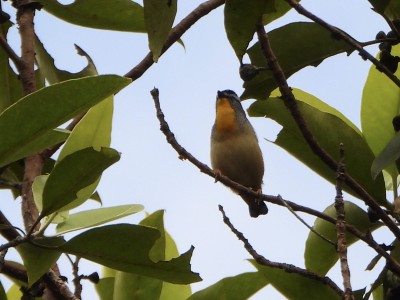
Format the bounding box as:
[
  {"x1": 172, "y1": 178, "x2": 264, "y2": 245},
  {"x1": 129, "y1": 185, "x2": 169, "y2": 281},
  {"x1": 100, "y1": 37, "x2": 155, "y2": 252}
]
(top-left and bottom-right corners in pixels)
[
  {"x1": 361, "y1": 45, "x2": 400, "y2": 181},
  {"x1": 144, "y1": 0, "x2": 177, "y2": 62},
  {"x1": 262, "y1": 0, "x2": 298, "y2": 25},
  {"x1": 55, "y1": 95, "x2": 114, "y2": 211},
  {"x1": 40, "y1": 0, "x2": 145, "y2": 32},
  {"x1": 0, "y1": 75, "x2": 131, "y2": 167},
  {"x1": 41, "y1": 147, "x2": 120, "y2": 216},
  {"x1": 56, "y1": 204, "x2": 144, "y2": 234},
  {"x1": 304, "y1": 202, "x2": 381, "y2": 275},
  {"x1": 243, "y1": 22, "x2": 352, "y2": 100},
  {"x1": 59, "y1": 224, "x2": 201, "y2": 284}
]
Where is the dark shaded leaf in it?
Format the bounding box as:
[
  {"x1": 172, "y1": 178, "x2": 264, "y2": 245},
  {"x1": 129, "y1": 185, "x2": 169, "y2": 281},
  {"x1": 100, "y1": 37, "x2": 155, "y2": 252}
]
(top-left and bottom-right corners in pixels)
[
  {"x1": 188, "y1": 271, "x2": 267, "y2": 300},
  {"x1": 0, "y1": 75, "x2": 130, "y2": 167},
  {"x1": 242, "y1": 22, "x2": 353, "y2": 100},
  {"x1": 59, "y1": 224, "x2": 201, "y2": 284},
  {"x1": 41, "y1": 147, "x2": 120, "y2": 216},
  {"x1": 40, "y1": 0, "x2": 145, "y2": 32},
  {"x1": 144, "y1": 0, "x2": 177, "y2": 62},
  {"x1": 224, "y1": 0, "x2": 273, "y2": 59}
]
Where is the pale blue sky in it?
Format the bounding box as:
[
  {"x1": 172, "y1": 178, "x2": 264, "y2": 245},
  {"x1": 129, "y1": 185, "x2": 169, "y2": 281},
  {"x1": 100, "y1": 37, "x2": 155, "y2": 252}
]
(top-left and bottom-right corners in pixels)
[{"x1": 1, "y1": 0, "x2": 393, "y2": 299}]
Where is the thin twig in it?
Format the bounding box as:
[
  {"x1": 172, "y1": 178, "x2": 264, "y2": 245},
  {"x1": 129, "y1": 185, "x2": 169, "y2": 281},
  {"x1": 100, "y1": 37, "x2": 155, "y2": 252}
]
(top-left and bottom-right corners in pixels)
[
  {"x1": 277, "y1": 195, "x2": 335, "y2": 246},
  {"x1": 255, "y1": 20, "x2": 400, "y2": 243},
  {"x1": 218, "y1": 205, "x2": 344, "y2": 297},
  {"x1": 284, "y1": 0, "x2": 400, "y2": 88},
  {"x1": 71, "y1": 256, "x2": 83, "y2": 299},
  {"x1": 0, "y1": 34, "x2": 24, "y2": 70},
  {"x1": 150, "y1": 88, "x2": 400, "y2": 275},
  {"x1": 124, "y1": 0, "x2": 225, "y2": 80},
  {"x1": 334, "y1": 144, "x2": 354, "y2": 300}
]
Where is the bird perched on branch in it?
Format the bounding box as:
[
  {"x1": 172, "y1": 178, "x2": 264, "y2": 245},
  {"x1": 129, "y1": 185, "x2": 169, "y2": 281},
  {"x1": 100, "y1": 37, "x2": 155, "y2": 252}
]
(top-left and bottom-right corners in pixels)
[{"x1": 211, "y1": 90, "x2": 268, "y2": 217}]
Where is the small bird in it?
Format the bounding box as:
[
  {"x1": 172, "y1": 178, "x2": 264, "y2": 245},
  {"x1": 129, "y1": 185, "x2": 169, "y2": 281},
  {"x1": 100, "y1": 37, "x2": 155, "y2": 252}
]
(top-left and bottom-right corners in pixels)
[{"x1": 211, "y1": 90, "x2": 268, "y2": 217}]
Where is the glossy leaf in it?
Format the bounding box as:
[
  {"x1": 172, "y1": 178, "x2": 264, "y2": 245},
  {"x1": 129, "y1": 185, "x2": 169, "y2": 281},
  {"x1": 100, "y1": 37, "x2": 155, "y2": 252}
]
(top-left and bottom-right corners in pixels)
[
  {"x1": 41, "y1": 147, "x2": 120, "y2": 216},
  {"x1": 188, "y1": 271, "x2": 267, "y2": 300},
  {"x1": 59, "y1": 224, "x2": 201, "y2": 284},
  {"x1": 242, "y1": 22, "x2": 352, "y2": 100},
  {"x1": 305, "y1": 202, "x2": 381, "y2": 275},
  {"x1": 144, "y1": 0, "x2": 177, "y2": 62},
  {"x1": 251, "y1": 260, "x2": 339, "y2": 300},
  {"x1": 35, "y1": 36, "x2": 97, "y2": 84},
  {"x1": 0, "y1": 75, "x2": 131, "y2": 167},
  {"x1": 40, "y1": 0, "x2": 145, "y2": 32},
  {"x1": 16, "y1": 237, "x2": 64, "y2": 285},
  {"x1": 361, "y1": 45, "x2": 400, "y2": 181},
  {"x1": 224, "y1": 0, "x2": 274, "y2": 59},
  {"x1": 249, "y1": 94, "x2": 387, "y2": 206},
  {"x1": 56, "y1": 204, "x2": 144, "y2": 234}
]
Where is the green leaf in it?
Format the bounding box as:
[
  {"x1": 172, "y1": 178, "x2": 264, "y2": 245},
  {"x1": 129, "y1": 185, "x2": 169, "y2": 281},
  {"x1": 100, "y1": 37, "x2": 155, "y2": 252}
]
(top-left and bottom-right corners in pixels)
[
  {"x1": 113, "y1": 271, "x2": 162, "y2": 300},
  {"x1": 249, "y1": 94, "x2": 387, "y2": 206},
  {"x1": 55, "y1": 94, "x2": 114, "y2": 211},
  {"x1": 0, "y1": 75, "x2": 131, "y2": 167},
  {"x1": 160, "y1": 231, "x2": 192, "y2": 300},
  {"x1": 96, "y1": 277, "x2": 115, "y2": 300},
  {"x1": 16, "y1": 237, "x2": 64, "y2": 285},
  {"x1": 6, "y1": 285, "x2": 23, "y2": 300},
  {"x1": 41, "y1": 147, "x2": 120, "y2": 216},
  {"x1": 56, "y1": 204, "x2": 144, "y2": 234},
  {"x1": 262, "y1": 0, "x2": 296, "y2": 26},
  {"x1": 0, "y1": 20, "x2": 22, "y2": 113},
  {"x1": 112, "y1": 211, "x2": 191, "y2": 300},
  {"x1": 40, "y1": 0, "x2": 145, "y2": 32},
  {"x1": 304, "y1": 202, "x2": 381, "y2": 275},
  {"x1": 242, "y1": 22, "x2": 353, "y2": 100},
  {"x1": 35, "y1": 35, "x2": 98, "y2": 84},
  {"x1": 144, "y1": 0, "x2": 177, "y2": 62},
  {"x1": 59, "y1": 224, "x2": 201, "y2": 284},
  {"x1": 361, "y1": 45, "x2": 400, "y2": 180},
  {"x1": 368, "y1": 0, "x2": 390, "y2": 14},
  {"x1": 188, "y1": 272, "x2": 267, "y2": 300},
  {"x1": 251, "y1": 260, "x2": 339, "y2": 300},
  {"x1": 372, "y1": 130, "x2": 400, "y2": 179},
  {"x1": 224, "y1": 0, "x2": 274, "y2": 59},
  {"x1": 0, "y1": 281, "x2": 6, "y2": 300},
  {"x1": 4, "y1": 128, "x2": 69, "y2": 166}
]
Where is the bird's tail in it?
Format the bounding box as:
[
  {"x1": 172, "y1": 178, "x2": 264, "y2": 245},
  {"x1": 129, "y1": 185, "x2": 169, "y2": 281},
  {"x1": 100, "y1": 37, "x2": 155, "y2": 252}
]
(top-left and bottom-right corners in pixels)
[{"x1": 241, "y1": 194, "x2": 268, "y2": 218}]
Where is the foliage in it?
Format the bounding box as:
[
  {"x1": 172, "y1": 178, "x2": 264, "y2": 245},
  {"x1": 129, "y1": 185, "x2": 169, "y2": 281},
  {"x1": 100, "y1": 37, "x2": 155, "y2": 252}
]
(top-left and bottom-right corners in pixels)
[{"x1": 1, "y1": 0, "x2": 400, "y2": 299}]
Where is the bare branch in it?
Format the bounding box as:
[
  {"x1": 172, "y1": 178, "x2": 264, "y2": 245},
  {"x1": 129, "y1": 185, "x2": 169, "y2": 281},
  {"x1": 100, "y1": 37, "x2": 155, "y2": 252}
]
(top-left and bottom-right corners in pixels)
[
  {"x1": 0, "y1": 34, "x2": 24, "y2": 70},
  {"x1": 218, "y1": 205, "x2": 344, "y2": 297},
  {"x1": 255, "y1": 20, "x2": 400, "y2": 243},
  {"x1": 335, "y1": 144, "x2": 354, "y2": 300}
]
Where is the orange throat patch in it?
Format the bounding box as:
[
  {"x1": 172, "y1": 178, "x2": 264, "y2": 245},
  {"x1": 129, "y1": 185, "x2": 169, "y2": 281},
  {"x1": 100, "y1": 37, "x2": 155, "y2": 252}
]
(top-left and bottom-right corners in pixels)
[{"x1": 215, "y1": 98, "x2": 238, "y2": 133}]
